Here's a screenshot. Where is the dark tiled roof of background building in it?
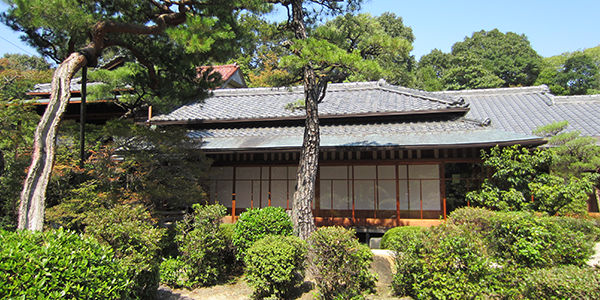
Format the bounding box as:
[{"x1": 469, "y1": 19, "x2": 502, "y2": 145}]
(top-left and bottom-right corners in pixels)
[
  {"x1": 434, "y1": 86, "x2": 600, "y2": 138},
  {"x1": 151, "y1": 81, "x2": 468, "y2": 123}
]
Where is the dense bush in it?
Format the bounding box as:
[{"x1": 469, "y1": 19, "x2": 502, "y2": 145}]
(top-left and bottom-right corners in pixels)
[
  {"x1": 160, "y1": 203, "x2": 231, "y2": 288},
  {"x1": 391, "y1": 208, "x2": 600, "y2": 299},
  {"x1": 0, "y1": 229, "x2": 130, "y2": 299},
  {"x1": 380, "y1": 225, "x2": 425, "y2": 250},
  {"x1": 412, "y1": 224, "x2": 491, "y2": 300},
  {"x1": 308, "y1": 226, "x2": 377, "y2": 300},
  {"x1": 85, "y1": 204, "x2": 165, "y2": 299},
  {"x1": 491, "y1": 212, "x2": 594, "y2": 267},
  {"x1": 245, "y1": 235, "x2": 307, "y2": 299},
  {"x1": 447, "y1": 206, "x2": 497, "y2": 231},
  {"x1": 523, "y1": 266, "x2": 600, "y2": 299},
  {"x1": 449, "y1": 207, "x2": 597, "y2": 268},
  {"x1": 233, "y1": 207, "x2": 293, "y2": 260}
]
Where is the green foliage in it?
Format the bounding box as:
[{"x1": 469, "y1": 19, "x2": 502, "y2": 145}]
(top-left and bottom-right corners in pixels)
[
  {"x1": 0, "y1": 228, "x2": 130, "y2": 299},
  {"x1": 238, "y1": 11, "x2": 415, "y2": 88},
  {"x1": 313, "y1": 13, "x2": 415, "y2": 86},
  {"x1": 45, "y1": 120, "x2": 212, "y2": 230},
  {"x1": 162, "y1": 204, "x2": 231, "y2": 288},
  {"x1": 451, "y1": 29, "x2": 542, "y2": 87},
  {"x1": 0, "y1": 100, "x2": 40, "y2": 229},
  {"x1": 413, "y1": 224, "x2": 491, "y2": 300},
  {"x1": 529, "y1": 173, "x2": 596, "y2": 216},
  {"x1": 534, "y1": 121, "x2": 600, "y2": 177},
  {"x1": 467, "y1": 145, "x2": 551, "y2": 212},
  {"x1": 523, "y1": 266, "x2": 600, "y2": 299},
  {"x1": 380, "y1": 226, "x2": 424, "y2": 250},
  {"x1": 159, "y1": 258, "x2": 187, "y2": 288},
  {"x1": 245, "y1": 235, "x2": 307, "y2": 299},
  {"x1": 449, "y1": 207, "x2": 597, "y2": 268},
  {"x1": 386, "y1": 227, "x2": 426, "y2": 297},
  {"x1": 85, "y1": 204, "x2": 165, "y2": 299},
  {"x1": 442, "y1": 55, "x2": 504, "y2": 90},
  {"x1": 232, "y1": 207, "x2": 293, "y2": 260},
  {"x1": 392, "y1": 208, "x2": 599, "y2": 299},
  {"x1": 417, "y1": 29, "x2": 542, "y2": 90},
  {"x1": 489, "y1": 212, "x2": 594, "y2": 268},
  {"x1": 0, "y1": 53, "x2": 53, "y2": 100},
  {"x1": 536, "y1": 47, "x2": 600, "y2": 95},
  {"x1": 308, "y1": 226, "x2": 377, "y2": 300}
]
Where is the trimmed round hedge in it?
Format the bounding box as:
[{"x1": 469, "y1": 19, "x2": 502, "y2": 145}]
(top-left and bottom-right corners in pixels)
[
  {"x1": 232, "y1": 207, "x2": 293, "y2": 261},
  {"x1": 380, "y1": 225, "x2": 425, "y2": 250}
]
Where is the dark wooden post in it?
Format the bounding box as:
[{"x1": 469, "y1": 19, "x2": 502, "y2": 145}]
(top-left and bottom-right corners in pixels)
[{"x1": 79, "y1": 66, "x2": 87, "y2": 168}]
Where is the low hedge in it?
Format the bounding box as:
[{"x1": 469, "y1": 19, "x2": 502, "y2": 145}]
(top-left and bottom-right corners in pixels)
[
  {"x1": 523, "y1": 265, "x2": 600, "y2": 299},
  {"x1": 0, "y1": 229, "x2": 130, "y2": 299}
]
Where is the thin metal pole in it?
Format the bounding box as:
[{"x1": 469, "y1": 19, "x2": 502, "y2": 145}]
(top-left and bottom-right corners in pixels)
[{"x1": 79, "y1": 66, "x2": 87, "y2": 169}]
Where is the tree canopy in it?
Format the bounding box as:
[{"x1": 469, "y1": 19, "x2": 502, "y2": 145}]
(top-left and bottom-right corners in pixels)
[
  {"x1": 535, "y1": 45, "x2": 600, "y2": 95},
  {"x1": 0, "y1": 53, "x2": 53, "y2": 100},
  {"x1": 236, "y1": 12, "x2": 415, "y2": 88},
  {"x1": 417, "y1": 29, "x2": 543, "y2": 91}
]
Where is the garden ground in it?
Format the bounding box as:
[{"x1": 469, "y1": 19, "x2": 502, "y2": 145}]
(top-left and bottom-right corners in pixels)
[{"x1": 157, "y1": 242, "x2": 600, "y2": 300}]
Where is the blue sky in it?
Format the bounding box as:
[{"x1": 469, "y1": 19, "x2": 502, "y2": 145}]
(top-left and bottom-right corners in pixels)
[{"x1": 1, "y1": 0, "x2": 599, "y2": 60}]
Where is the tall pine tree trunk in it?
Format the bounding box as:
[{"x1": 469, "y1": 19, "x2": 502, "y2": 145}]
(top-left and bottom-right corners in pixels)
[
  {"x1": 290, "y1": 0, "x2": 318, "y2": 240},
  {"x1": 18, "y1": 52, "x2": 87, "y2": 231}
]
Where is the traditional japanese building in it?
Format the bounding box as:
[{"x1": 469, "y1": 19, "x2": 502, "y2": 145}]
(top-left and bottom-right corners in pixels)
[{"x1": 150, "y1": 80, "x2": 562, "y2": 229}]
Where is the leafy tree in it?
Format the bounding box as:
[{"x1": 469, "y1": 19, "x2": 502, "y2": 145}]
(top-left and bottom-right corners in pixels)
[
  {"x1": 535, "y1": 45, "x2": 600, "y2": 95},
  {"x1": 442, "y1": 55, "x2": 504, "y2": 90},
  {"x1": 557, "y1": 52, "x2": 599, "y2": 95},
  {"x1": 417, "y1": 29, "x2": 542, "y2": 90},
  {"x1": 450, "y1": 29, "x2": 542, "y2": 87},
  {"x1": 0, "y1": 53, "x2": 53, "y2": 100},
  {"x1": 415, "y1": 49, "x2": 451, "y2": 91},
  {"x1": 469, "y1": 121, "x2": 600, "y2": 215},
  {"x1": 2, "y1": 0, "x2": 271, "y2": 231}
]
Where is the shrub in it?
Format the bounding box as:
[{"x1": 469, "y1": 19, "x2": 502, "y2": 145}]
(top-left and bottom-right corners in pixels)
[
  {"x1": 450, "y1": 207, "x2": 597, "y2": 268},
  {"x1": 523, "y1": 266, "x2": 600, "y2": 299},
  {"x1": 490, "y1": 211, "x2": 594, "y2": 267},
  {"x1": 308, "y1": 226, "x2": 377, "y2": 300},
  {"x1": 448, "y1": 206, "x2": 497, "y2": 231},
  {"x1": 165, "y1": 203, "x2": 230, "y2": 288},
  {"x1": 386, "y1": 226, "x2": 426, "y2": 297},
  {"x1": 233, "y1": 207, "x2": 293, "y2": 260},
  {"x1": 0, "y1": 229, "x2": 130, "y2": 299},
  {"x1": 245, "y1": 235, "x2": 307, "y2": 299},
  {"x1": 159, "y1": 258, "x2": 187, "y2": 288},
  {"x1": 85, "y1": 204, "x2": 165, "y2": 299},
  {"x1": 411, "y1": 224, "x2": 491, "y2": 300},
  {"x1": 380, "y1": 226, "x2": 425, "y2": 250}
]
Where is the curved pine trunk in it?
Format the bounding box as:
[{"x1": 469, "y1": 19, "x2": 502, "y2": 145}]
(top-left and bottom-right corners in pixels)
[{"x1": 18, "y1": 52, "x2": 86, "y2": 231}]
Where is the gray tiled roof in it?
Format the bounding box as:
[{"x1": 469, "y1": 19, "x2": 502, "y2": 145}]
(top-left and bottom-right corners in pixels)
[
  {"x1": 190, "y1": 118, "x2": 543, "y2": 151},
  {"x1": 29, "y1": 78, "x2": 104, "y2": 94},
  {"x1": 434, "y1": 86, "x2": 600, "y2": 138},
  {"x1": 152, "y1": 80, "x2": 467, "y2": 123}
]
